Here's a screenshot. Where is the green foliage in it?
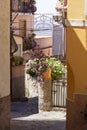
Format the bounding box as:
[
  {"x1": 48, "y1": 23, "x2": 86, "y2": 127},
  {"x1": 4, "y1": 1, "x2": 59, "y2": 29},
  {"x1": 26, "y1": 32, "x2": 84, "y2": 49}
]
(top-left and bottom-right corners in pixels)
[
  {"x1": 26, "y1": 67, "x2": 37, "y2": 77},
  {"x1": 51, "y1": 60, "x2": 65, "y2": 79},
  {"x1": 18, "y1": 0, "x2": 22, "y2": 6},
  {"x1": 26, "y1": 57, "x2": 66, "y2": 79},
  {"x1": 12, "y1": 55, "x2": 24, "y2": 66},
  {"x1": 58, "y1": 0, "x2": 63, "y2": 3}
]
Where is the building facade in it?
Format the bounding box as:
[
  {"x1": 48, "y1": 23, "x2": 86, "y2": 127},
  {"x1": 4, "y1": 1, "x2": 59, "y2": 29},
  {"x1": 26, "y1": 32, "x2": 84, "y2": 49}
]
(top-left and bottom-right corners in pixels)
[
  {"x1": 66, "y1": 0, "x2": 87, "y2": 129},
  {"x1": 52, "y1": 24, "x2": 64, "y2": 57}
]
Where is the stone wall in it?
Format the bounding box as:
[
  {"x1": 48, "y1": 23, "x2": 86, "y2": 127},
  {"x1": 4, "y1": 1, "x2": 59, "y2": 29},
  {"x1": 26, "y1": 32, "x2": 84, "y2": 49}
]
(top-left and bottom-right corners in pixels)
[
  {"x1": 38, "y1": 78, "x2": 52, "y2": 112},
  {"x1": 25, "y1": 75, "x2": 52, "y2": 111},
  {"x1": 25, "y1": 74, "x2": 39, "y2": 98},
  {"x1": 25, "y1": 61, "x2": 39, "y2": 98}
]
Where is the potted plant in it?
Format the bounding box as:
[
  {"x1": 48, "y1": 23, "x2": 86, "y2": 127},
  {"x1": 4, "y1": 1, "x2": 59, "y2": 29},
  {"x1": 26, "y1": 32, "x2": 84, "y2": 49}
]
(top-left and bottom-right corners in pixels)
[
  {"x1": 26, "y1": 57, "x2": 66, "y2": 111},
  {"x1": 26, "y1": 57, "x2": 66, "y2": 80},
  {"x1": 12, "y1": 55, "x2": 24, "y2": 66}
]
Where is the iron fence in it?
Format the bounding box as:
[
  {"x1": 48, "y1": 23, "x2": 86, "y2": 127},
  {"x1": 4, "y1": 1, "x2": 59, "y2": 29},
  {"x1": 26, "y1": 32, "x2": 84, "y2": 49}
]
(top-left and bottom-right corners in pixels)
[{"x1": 52, "y1": 74, "x2": 67, "y2": 108}]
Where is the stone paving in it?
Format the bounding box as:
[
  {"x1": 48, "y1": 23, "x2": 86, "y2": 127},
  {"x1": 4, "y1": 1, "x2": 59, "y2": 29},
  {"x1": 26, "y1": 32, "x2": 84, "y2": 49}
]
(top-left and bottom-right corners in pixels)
[{"x1": 11, "y1": 97, "x2": 66, "y2": 130}]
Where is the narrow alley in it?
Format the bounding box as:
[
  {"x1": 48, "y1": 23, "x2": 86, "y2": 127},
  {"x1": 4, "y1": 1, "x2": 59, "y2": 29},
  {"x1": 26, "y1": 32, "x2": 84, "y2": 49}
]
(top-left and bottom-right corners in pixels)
[{"x1": 11, "y1": 97, "x2": 66, "y2": 130}]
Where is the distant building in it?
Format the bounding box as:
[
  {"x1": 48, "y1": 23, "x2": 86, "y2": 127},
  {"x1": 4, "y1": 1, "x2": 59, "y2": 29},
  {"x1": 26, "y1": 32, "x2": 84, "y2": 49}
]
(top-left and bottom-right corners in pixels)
[
  {"x1": 35, "y1": 34, "x2": 52, "y2": 56},
  {"x1": 12, "y1": 0, "x2": 19, "y2": 11},
  {"x1": 52, "y1": 24, "x2": 64, "y2": 56}
]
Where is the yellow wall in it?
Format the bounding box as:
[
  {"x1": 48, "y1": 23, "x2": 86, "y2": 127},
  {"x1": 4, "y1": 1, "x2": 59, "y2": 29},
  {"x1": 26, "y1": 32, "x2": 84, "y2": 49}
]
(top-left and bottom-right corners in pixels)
[
  {"x1": 68, "y1": 0, "x2": 85, "y2": 19},
  {"x1": 67, "y1": 27, "x2": 87, "y2": 98},
  {"x1": 0, "y1": 0, "x2": 10, "y2": 97},
  {"x1": 67, "y1": 0, "x2": 87, "y2": 99}
]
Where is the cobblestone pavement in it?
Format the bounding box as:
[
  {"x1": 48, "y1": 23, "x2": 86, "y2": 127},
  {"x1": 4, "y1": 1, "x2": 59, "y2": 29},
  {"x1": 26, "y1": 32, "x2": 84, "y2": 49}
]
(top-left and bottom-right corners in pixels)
[{"x1": 11, "y1": 97, "x2": 66, "y2": 130}]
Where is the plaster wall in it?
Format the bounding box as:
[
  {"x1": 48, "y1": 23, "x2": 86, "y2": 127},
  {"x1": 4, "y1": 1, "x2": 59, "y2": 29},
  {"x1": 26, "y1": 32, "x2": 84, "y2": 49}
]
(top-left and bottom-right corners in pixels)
[
  {"x1": 35, "y1": 35, "x2": 52, "y2": 56},
  {"x1": 12, "y1": 13, "x2": 33, "y2": 36},
  {"x1": 67, "y1": 27, "x2": 87, "y2": 98},
  {"x1": 66, "y1": 0, "x2": 87, "y2": 129},
  {"x1": 35, "y1": 35, "x2": 52, "y2": 48},
  {"x1": 0, "y1": 0, "x2": 10, "y2": 98},
  {"x1": 68, "y1": 0, "x2": 85, "y2": 19},
  {"x1": 0, "y1": 1, "x2": 10, "y2": 129},
  {"x1": 67, "y1": 0, "x2": 87, "y2": 99}
]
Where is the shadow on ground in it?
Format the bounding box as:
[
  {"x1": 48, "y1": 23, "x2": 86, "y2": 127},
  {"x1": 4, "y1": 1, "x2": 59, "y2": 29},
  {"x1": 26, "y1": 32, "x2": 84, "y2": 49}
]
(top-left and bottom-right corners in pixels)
[
  {"x1": 11, "y1": 120, "x2": 66, "y2": 130},
  {"x1": 11, "y1": 96, "x2": 38, "y2": 118},
  {"x1": 11, "y1": 96, "x2": 66, "y2": 130}
]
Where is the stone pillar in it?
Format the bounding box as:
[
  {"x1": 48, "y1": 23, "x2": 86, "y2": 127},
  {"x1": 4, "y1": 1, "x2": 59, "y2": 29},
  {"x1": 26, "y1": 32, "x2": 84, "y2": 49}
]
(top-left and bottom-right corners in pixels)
[
  {"x1": 25, "y1": 75, "x2": 39, "y2": 98},
  {"x1": 0, "y1": 0, "x2": 10, "y2": 129},
  {"x1": 38, "y1": 68, "x2": 52, "y2": 112}
]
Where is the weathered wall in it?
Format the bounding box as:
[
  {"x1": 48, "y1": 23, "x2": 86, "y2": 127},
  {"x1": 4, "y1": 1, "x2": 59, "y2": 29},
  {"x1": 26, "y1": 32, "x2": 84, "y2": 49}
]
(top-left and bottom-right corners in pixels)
[
  {"x1": 0, "y1": 0, "x2": 10, "y2": 129},
  {"x1": 12, "y1": 65, "x2": 25, "y2": 100}
]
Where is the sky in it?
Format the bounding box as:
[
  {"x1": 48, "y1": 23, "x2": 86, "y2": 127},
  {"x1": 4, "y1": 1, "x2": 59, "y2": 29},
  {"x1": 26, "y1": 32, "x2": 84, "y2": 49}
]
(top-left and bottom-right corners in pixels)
[{"x1": 36, "y1": 0, "x2": 57, "y2": 14}]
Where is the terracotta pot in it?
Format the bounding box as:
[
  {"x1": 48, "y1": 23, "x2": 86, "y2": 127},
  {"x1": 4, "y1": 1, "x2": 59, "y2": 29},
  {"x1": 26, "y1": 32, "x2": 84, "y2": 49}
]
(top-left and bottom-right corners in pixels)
[{"x1": 42, "y1": 68, "x2": 51, "y2": 79}]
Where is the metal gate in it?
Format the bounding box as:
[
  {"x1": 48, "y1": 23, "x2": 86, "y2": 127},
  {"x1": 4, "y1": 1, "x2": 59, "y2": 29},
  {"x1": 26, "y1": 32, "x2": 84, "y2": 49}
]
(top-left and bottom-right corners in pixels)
[{"x1": 52, "y1": 75, "x2": 67, "y2": 108}]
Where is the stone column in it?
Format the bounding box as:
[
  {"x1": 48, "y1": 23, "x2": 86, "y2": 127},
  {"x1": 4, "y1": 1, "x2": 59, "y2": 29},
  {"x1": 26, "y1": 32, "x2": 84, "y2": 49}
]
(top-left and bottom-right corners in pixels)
[
  {"x1": 38, "y1": 68, "x2": 52, "y2": 112},
  {"x1": 0, "y1": 0, "x2": 10, "y2": 129}
]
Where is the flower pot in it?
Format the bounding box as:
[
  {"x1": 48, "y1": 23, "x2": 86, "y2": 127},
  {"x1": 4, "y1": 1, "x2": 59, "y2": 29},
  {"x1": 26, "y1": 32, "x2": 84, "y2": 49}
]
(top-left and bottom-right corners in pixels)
[{"x1": 42, "y1": 68, "x2": 51, "y2": 79}]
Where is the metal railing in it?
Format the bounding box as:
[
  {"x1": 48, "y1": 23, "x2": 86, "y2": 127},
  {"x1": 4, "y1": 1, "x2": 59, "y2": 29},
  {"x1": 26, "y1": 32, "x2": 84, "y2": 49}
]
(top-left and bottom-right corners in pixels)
[{"x1": 51, "y1": 74, "x2": 67, "y2": 108}]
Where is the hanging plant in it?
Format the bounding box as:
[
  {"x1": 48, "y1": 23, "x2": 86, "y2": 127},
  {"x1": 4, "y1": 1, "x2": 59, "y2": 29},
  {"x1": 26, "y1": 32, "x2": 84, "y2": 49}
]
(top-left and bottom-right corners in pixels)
[
  {"x1": 12, "y1": 55, "x2": 24, "y2": 66},
  {"x1": 19, "y1": 0, "x2": 37, "y2": 14}
]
